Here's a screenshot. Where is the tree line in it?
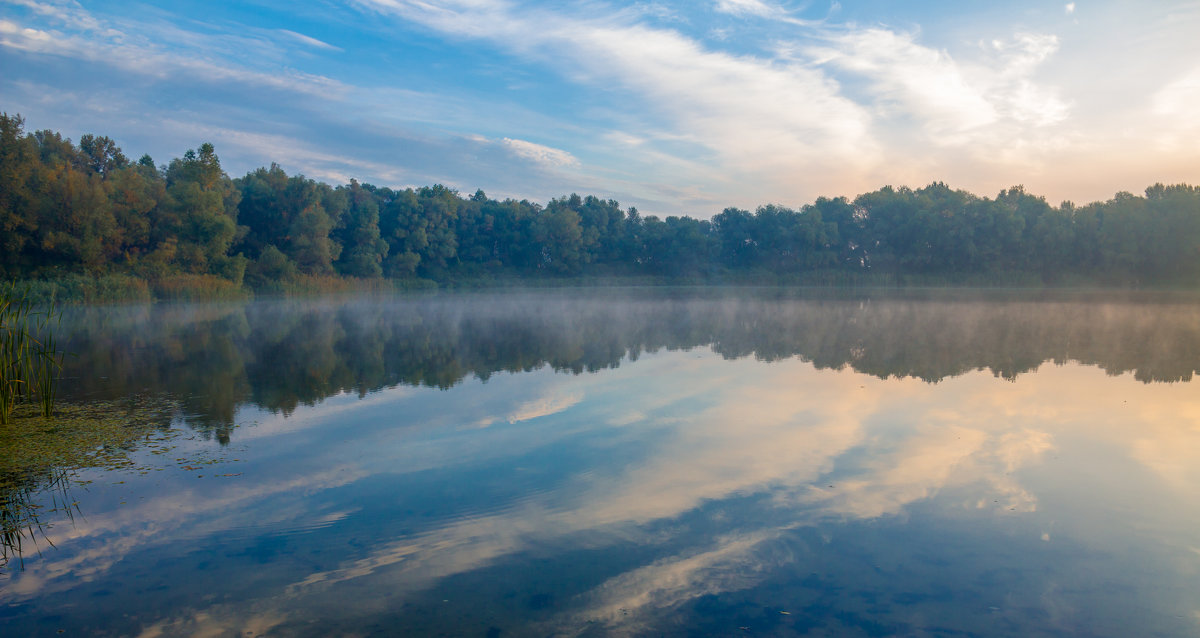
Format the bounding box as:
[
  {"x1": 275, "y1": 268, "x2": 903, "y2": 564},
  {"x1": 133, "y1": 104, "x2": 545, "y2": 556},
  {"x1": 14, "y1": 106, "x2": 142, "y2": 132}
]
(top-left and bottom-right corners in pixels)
[{"x1": 3, "y1": 113, "x2": 1199, "y2": 287}]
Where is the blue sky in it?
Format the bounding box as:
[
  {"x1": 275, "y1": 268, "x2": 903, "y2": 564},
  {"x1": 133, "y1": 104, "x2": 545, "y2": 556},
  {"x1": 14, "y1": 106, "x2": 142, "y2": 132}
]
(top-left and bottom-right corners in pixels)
[{"x1": 2, "y1": 0, "x2": 1199, "y2": 217}]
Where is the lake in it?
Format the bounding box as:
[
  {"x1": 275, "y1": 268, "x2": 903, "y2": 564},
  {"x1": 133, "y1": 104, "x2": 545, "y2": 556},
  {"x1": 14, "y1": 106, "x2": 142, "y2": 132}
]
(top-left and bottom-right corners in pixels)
[{"x1": 2, "y1": 288, "x2": 1199, "y2": 637}]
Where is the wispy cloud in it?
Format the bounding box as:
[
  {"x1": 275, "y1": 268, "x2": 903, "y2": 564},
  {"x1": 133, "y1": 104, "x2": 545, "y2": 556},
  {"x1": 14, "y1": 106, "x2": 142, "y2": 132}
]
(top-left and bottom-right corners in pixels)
[
  {"x1": 352, "y1": 0, "x2": 877, "y2": 184},
  {"x1": 1, "y1": 0, "x2": 116, "y2": 35},
  {"x1": 277, "y1": 28, "x2": 342, "y2": 51},
  {"x1": 0, "y1": 15, "x2": 344, "y2": 96},
  {"x1": 152, "y1": 119, "x2": 412, "y2": 185},
  {"x1": 712, "y1": 0, "x2": 822, "y2": 26}
]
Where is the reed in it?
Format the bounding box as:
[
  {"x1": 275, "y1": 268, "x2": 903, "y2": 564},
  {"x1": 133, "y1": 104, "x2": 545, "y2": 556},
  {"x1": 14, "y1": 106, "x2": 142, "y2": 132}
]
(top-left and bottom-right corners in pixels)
[
  {"x1": 0, "y1": 284, "x2": 64, "y2": 424},
  {"x1": 150, "y1": 274, "x2": 251, "y2": 302}
]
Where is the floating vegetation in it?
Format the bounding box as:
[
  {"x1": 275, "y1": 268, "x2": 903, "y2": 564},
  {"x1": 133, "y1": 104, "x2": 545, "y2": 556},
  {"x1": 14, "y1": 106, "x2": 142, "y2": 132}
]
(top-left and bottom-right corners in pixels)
[{"x1": 0, "y1": 395, "x2": 181, "y2": 571}]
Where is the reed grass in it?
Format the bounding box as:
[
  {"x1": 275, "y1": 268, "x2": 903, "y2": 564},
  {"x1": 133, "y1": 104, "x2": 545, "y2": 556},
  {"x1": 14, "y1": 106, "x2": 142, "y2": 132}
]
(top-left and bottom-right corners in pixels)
[
  {"x1": 0, "y1": 284, "x2": 64, "y2": 424},
  {"x1": 21, "y1": 273, "x2": 153, "y2": 304},
  {"x1": 149, "y1": 274, "x2": 252, "y2": 302},
  {"x1": 251, "y1": 274, "x2": 408, "y2": 297}
]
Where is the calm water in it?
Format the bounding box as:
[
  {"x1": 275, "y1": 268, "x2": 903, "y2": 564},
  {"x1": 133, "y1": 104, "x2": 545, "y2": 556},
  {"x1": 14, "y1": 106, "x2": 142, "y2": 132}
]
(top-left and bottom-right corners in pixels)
[{"x1": 3, "y1": 289, "x2": 1200, "y2": 637}]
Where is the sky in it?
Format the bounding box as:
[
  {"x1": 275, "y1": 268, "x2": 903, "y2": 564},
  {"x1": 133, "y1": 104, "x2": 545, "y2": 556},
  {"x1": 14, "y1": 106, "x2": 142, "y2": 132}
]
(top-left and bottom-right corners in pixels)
[{"x1": 2, "y1": 0, "x2": 1199, "y2": 217}]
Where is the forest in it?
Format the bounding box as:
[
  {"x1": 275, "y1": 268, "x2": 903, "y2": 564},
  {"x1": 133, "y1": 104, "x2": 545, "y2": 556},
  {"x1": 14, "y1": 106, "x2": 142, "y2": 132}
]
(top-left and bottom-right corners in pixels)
[{"x1": 3, "y1": 112, "x2": 1199, "y2": 296}]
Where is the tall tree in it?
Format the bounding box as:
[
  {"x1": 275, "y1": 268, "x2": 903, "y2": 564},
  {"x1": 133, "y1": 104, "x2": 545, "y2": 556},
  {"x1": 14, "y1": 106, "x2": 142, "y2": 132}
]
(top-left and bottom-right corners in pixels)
[
  {"x1": 333, "y1": 180, "x2": 388, "y2": 278},
  {"x1": 160, "y1": 143, "x2": 243, "y2": 278}
]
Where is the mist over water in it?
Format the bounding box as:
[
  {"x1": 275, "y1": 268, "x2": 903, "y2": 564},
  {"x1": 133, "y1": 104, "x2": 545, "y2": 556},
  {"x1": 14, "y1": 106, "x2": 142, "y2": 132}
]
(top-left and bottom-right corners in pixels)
[{"x1": 3, "y1": 289, "x2": 1200, "y2": 636}]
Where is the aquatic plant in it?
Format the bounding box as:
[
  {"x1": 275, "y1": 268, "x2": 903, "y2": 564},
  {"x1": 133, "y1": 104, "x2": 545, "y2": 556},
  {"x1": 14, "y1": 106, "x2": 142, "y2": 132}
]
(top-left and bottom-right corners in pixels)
[
  {"x1": 0, "y1": 396, "x2": 181, "y2": 571},
  {"x1": 0, "y1": 283, "x2": 65, "y2": 424}
]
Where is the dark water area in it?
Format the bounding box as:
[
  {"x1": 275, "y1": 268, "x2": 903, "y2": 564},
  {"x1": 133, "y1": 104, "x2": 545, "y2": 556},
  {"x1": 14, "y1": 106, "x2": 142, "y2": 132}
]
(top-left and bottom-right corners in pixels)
[{"x1": 2, "y1": 289, "x2": 1199, "y2": 636}]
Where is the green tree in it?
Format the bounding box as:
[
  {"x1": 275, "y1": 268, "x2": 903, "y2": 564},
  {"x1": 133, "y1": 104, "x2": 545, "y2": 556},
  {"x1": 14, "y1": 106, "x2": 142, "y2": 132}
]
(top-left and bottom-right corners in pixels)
[
  {"x1": 0, "y1": 114, "x2": 39, "y2": 276},
  {"x1": 333, "y1": 180, "x2": 388, "y2": 278},
  {"x1": 160, "y1": 143, "x2": 241, "y2": 276},
  {"x1": 236, "y1": 164, "x2": 340, "y2": 276}
]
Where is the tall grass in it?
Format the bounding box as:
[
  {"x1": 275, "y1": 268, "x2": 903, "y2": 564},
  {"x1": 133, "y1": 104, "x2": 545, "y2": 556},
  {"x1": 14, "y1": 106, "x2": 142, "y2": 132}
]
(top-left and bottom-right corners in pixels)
[
  {"x1": 0, "y1": 284, "x2": 64, "y2": 424},
  {"x1": 21, "y1": 273, "x2": 153, "y2": 304},
  {"x1": 251, "y1": 274, "x2": 409, "y2": 297},
  {"x1": 149, "y1": 274, "x2": 251, "y2": 302}
]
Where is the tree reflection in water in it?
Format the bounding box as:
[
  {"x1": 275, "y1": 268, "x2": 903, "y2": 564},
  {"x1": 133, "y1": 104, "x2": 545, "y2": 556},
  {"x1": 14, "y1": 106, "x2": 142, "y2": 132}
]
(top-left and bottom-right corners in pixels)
[{"x1": 55, "y1": 290, "x2": 1200, "y2": 444}]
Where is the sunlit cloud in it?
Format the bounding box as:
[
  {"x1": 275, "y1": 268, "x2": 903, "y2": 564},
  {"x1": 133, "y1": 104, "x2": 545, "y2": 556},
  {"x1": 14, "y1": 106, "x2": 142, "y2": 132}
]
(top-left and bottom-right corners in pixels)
[{"x1": 806, "y1": 28, "x2": 1068, "y2": 144}]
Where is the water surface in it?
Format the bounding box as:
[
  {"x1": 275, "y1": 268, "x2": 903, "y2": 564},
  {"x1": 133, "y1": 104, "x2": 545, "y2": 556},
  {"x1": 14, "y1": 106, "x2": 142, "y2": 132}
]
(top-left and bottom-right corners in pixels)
[{"x1": 2, "y1": 289, "x2": 1199, "y2": 636}]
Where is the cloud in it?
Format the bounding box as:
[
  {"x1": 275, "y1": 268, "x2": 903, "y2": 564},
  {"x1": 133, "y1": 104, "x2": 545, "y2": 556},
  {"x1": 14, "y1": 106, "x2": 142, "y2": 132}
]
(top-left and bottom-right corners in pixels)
[
  {"x1": 276, "y1": 28, "x2": 342, "y2": 51},
  {"x1": 712, "y1": 0, "x2": 819, "y2": 26},
  {"x1": 340, "y1": 0, "x2": 1086, "y2": 209},
  {"x1": 713, "y1": 0, "x2": 776, "y2": 17},
  {"x1": 500, "y1": 137, "x2": 581, "y2": 169},
  {"x1": 0, "y1": 15, "x2": 344, "y2": 96},
  {"x1": 148, "y1": 118, "x2": 415, "y2": 186},
  {"x1": 1152, "y1": 66, "x2": 1200, "y2": 140},
  {"x1": 1, "y1": 0, "x2": 116, "y2": 35},
  {"x1": 986, "y1": 32, "x2": 1070, "y2": 126},
  {"x1": 351, "y1": 0, "x2": 877, "y2": 182},
  {"x1": 1065, "y1": 3, "x2": 1076, "y2": 15},
  {"x1": 806, "y1": 27, "x2": 1068, "y2": 145},
  {"x1": 809, "y1": 28, "x2": 998, "y2": 139}
]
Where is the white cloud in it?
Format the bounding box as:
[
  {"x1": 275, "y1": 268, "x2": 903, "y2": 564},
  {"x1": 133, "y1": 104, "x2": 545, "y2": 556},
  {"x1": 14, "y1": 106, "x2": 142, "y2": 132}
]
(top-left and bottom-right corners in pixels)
[
  {"x1": 807, "y1": 27, "x2": 1069, "y2": 147},
  {"x1": 277, "y1": 28, "x2": 343, "y2": 52},
  {"x1": 501, "y1": 137, "x2": 581, "y2": 169},
  {"x1": 1065, "y1": 3, "x2": 1076, "y2": 15},
  {"x1": 714, "y1": 0, "x2": 772, "y2": 16},
  {"x1": 713, "y1": 0, "x2": 776, "y2": 18},
  {"x1": 712, "y1": 0, "x2": 818, "y2": 26},
  {"x1": 0, "y1": 16, "x2": 344, "y2": 96},
  {"x1": 352, "y1": 0, "x2": 877, "y2": 186},
  {"x1": 987, "y1": 33, "x2": 1070, "y2": 126},
  {"x1": 809, "y1": 28, "x2": 998, "y2": 140},
  {"x1": 1, "y1": 0, "x2": 117, "y2": 35}
]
